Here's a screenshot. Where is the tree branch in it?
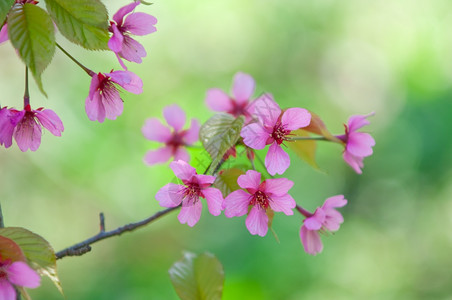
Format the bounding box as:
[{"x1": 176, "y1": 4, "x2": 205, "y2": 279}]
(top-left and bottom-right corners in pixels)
[{"x1": 55, "y1": 206, "x2": 179, "y2": 260}]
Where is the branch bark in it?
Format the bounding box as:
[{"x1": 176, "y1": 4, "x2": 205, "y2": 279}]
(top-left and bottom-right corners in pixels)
[{"x1": 55, "y1": 206, "x2": 179, "y2": 260}]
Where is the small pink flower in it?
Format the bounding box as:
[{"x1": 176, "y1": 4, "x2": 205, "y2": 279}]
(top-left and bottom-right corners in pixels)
[
  {"x1": 205, "y1": 72, "x2": 256, "y2": 120},
  {"x1": 337, "y1": 113, "x2": 375, "y2": 174},
  {"x1": 241, "y1": 95, "x2": 311, "y2": 175},
  {"x1": 0, "y1": 105, "x2": 64, "y2": 152},
  {"x1": 155, "y1": 160, "x2": 223, "y2": 227},
  {"x1": 85, "y1": 70, "x2": 143, "y2": 122},
  {"x1": 142, "y1": 105, "x2": 200, "y2": 165},
  {"x1": 223, "y1": 170, "x2": 295, "y2": 237},
  {"x1": 0, "y1": 256, "x2": 41, "y2": 300},
  {"x1": 299, "y1": 195, "x2": 347, "y2": 255},
  {"x1": 108, "y1": 1, "x2": 157, "y2": 69}
]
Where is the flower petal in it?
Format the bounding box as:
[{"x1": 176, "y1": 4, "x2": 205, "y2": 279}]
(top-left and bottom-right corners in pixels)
[
  {"x1": 303, "y1": 209, "x2": 325, "y2": 230},
  {"x1": 178, "y1": 200, "x2": 202, "y2": 227},
  {"x1": 85, "y1": 93, "x2": 106, "y2": 122},
  {"x1": 322, "y1": 195, "x2": 347, "y2": 210},
  {"x1": 205, "y1": 88, "x2": 233, "y2": 112},
  {"x1": 223, "y1": 190, "x2": 251, "y2": 217},
  {"x1": 108, "y1": 23, "x2": 124, "y2": 53},
  {"x1": 99, "y1": 86, "x2": 124, "y2": 121},
  {"x1": 0, "y1": 280, "x2": 16, "y2": 300},
  {"x1": 194, "y1": 174, "x2": 216, "y2": 186},
  {"x1": 265, "y1": 143, "x2": 290, "y2": 176},
  {"x1": 269, "y1": 194, "x2": 295, "y2": 215},
  {"x1": 237, "y1": 170, "x2": 261, "y2": 192},
  {"x1": 249, "y1": 94, "x2": 280, "y2": 127},
  {"x1": 202, "y1": 187, "x2": 223, "y2": 216},
  {"x1": 281, "y1": 108, "x2": 311, "y2": 131},
  {"x1": 14, "y1": 115, "x2": 42, "y2": 152},
  {"x1": 155, "y1": 183, "x2": 184, "y2": 207},
  {"x1": 108, "y1": 70, "x2": 143, "y2": 94},
  {"x1": 169, "y1": 160, "x2": 197, "y2": 182},
  {"x1": 245, "y1": 206, "x2": 268, "y2": 237},
  {"x1": 240, "y1": 123, "x2": 270, "y2": 150},
  {"x1": 0, "y1": 24, "x2": 9, "y2": 44},
  {"x1": 123, "y1": 12, "x2": 157, "y2": 35},
  {"x1": 7, "y1": 261, "x2": 41, "y2": 288},
  {"x1": 263, "y1": 178, "x2": 293, "y2": 196},
  {"x1": 300, "y1": 225, "x2": 323, "y2": 255},
  {"x1": 163, "y1": 104, "x2": 186, "y2": 131},
  {"x1": 347, "y1": 132, "x2": 375, "y2": 157},
  {"x1": 343, "y1": 151, "x2": 364, "y2": 174},
  {"x1": 183, "y1": 119, "x2": 200, "y2": 144},
  {"x1": 0, "y1": 109, "x2": 23, "y2": 148},
  {"x1": 35, "y1": 109, "x2": 64, "y2": 136},
  {"x1": 348, "y1": 112, "x2": 374, "y2": 132},
  {"x1": 113, "y1": 1, "x2": 140, "y2": 25},
  {"x1": 142, "y1": 118, "x2": 172, "y2": 142},
  {"x1": 323, "y1": 209, "x2": 344, "y2": 232},
  {"x1": 173, "y1": 147, "x2": 190, "y2": 163},
  {"x1": 119, "y1": 35, "x2": 147, "y2": 63},
  {"x1": 232, "y1": 72, "x2": 255, "y2": 104},
  {"x1": 144, "y1": 146, "x2": 173, "y2": 165}
]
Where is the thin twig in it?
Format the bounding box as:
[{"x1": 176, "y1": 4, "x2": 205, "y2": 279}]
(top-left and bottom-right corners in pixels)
[
  {"x1": 0, "y1": 202, "x2": 4, "y2": 228},
  {"x1": 55, "y1": 207, "x2": 179, "y2": 260}
]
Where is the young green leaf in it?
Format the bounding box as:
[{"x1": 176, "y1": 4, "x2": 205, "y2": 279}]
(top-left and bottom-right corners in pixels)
[
  {"x1": 7, "y1": 3, "x2": 55, "y2": 96},
  {"x1": 45, "y1": 0, "x2": 109, "y2": 50},
  {"x1": 169, "y1": 252, "x2": 225, "y2": 300},
  {"x1": 287, "y1": 129, "x2": 320, "y2": 170},
  {"x1": 199, "y1": 114, "x2": 244, "y2": 173},
  {"x1": 0, "y1": 0, "x2": 15, "y2": 28},
  {"x1": 0, "y1": 227, "x2": 63, "y2": 295},
  {"x1": 214, "y1": 168, "x2": 245, "y2": 196}
]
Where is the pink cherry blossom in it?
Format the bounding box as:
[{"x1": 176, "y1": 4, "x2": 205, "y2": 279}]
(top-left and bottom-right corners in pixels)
[
  {"x1": 337, "y1": 113, "x2": 375, "y2": 174},
  {"x1": 85, "y1": 70, "x2": 143, "y2": 122},
  {"x1": 241, "y1": 95, "x2": 311, "y2": 175},
  {"x1": 0, "y1": 105, "x2": 64, "y2": 152},
  {"x1": 108, "y1": 1, "x2": 157, "y2": 69},
  {"x1": 155, "y1": 160, "x2": 223, "y2": 227},
  {"x1": 299, "y1": 195, "x2": 347, "y2": 255},
  {"x1": 223, "y1": 170, "x2": 295, "y2": 237},
  {"x1": 0, "y1": 256, "x2": 40, "y2": 300},
  {"x1": 142, "y1": 104, "x2": 200, "y2": 165},
  {"x1": 205, "y1": 72, "x2": 256, "y2": 120}
]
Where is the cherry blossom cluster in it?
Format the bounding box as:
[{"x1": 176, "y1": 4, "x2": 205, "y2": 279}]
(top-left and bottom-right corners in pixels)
[{"x1": 147, "y1": 72, "x2": 375, "y2": 255}]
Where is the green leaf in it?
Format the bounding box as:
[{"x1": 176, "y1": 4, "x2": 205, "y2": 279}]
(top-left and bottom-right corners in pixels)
[
  {"x1": 287, "y1": 129, "x2": 320, "y2": 170},
  {"x1": 139, "y1": 0, "x2": 153, "y2": 5},
  {"x1": 214, "y1": 168, "x2": 245, "y2": 197},
  {"x1": 0, "y1": 0, "x2": 14, "y2": 28},
  {"x1": 169, "y1": 252, "x2": 225, "y2": 300},
  {"x1": 8, "y1": 3, "x2": 55, "y2": 96},
  {"x1": 45, "y1": 0, "x2": 109, "y2": 50},
  {"x1": 0, "y1": 227, "x2": 63, "y2": 295},
  {"x1": 200, "y1": 114, "x2": 245, "y2": 174}
]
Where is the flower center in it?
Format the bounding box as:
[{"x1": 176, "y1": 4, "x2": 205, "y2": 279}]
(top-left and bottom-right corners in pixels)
[
  {"x1": 271, "y1": 122, "x2": 289, "y2": 145},
  {"x1": 250, "y1": 190, "x2": 269, "y2": 209},
  {"x1": 182, "y1": 183, "x2": 202, "y2": 205},
  {"x1": 228, "y1": 100, "x2": 249, "y2": 118},
  {"x1": 167, "y1": 131, "x2": 185, "y2": 152}
]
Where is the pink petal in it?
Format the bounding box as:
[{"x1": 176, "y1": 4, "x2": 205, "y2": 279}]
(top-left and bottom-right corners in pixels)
[
  {"x1": 249, "y1": 94, "x2": 280, "y2": 127},
  {"x1": 323, "y1": 209, "x2": 344, "y2": 232},
  {"x1": 119, "y1": 35, "x2": 147, "y2": 63},
  {"x1": 245, "y1": 206, "x2": 268, "y2": 237},
  {"x1": 123, "y1": 12, "x2": 157, "y2": 35},
  {"x1": 303, "y1": 209, "x2": 326, "y2": 230},
  {"x1": 99, "y1": 86, "x2": 124, "y2": 121},
  {"x1": 347, "y1": 112, "x2": 374, "y2": 132},
  {"x1": 108, "y1": 70, "x2": 143, "y2": 94},
  {"x1": 0, "y1": 280, "x2": 15, "y2": 300},
  {"x1": 343, "y1": 151, "x2": 364, "y2": 174},
  {"x1": 183, "y1": 119, "x2": 200, "y2": 144},
  {"x1": 144, "y1": 146, "x2": 173, "y2": 165},
  {"x1": 35, "y1": 109, "x2": 64, "y2": 136},
  {"x1": 237, "y1": 170, "x2": 261, "y2": 192},
  {"x1": 0, "y1": 109, "x2": 23, "y2": 148},
  {"x1": 115, "y1": 52, "x2": 128, "y2": 70},
  {"x1": 178, "y1": 200, "x2": 202, "y2": 227},
  {"x1": 300, "y1": 226, "x2": 323, "y2": 255},
  {"x1": 14, "y1": 115, "x2": 42, "y2": 152},
  {"x1": 7, "y1": 261, "x2": 40, "y2": 288},
  {"x1": 240, "y1": 123, "x2": 270, "y2": 150},
  {"x1": 142, "y1": 118, "x2": 172, "y2": 142},
  {"x1": 224, "y1": 190, "x2": 251, "y2": 217},
  {"x1": 269, "y1": 194, "x2": 295, "y2": 215},
  {"x1": 113, "y1": 1, "x2": 140, "y2": 25},
  {"x1": 85, "y1": 93, "x2": 106, "y2": 122},
  {"x1": 205, "y1": 89, "x2": 233, "y2": 112},
  {"x1": 88, "y1": 73, "x2": 101, "y2": 100},
  {"x1": 232, "y1": 72, "x2": 255, "y2": 104},
  {"x1": 281, "y1": 108, "x2": 311, "y2": 131},
  {"x1": 263, "y1": 178, "x2": 293, "y2": 196},
  {"x1": 155, "y1": 183, "x2": 184, "y2": 207},
  {"x1": 347, "y1": 132, "x2": 375, "y2": 157},
  {"x1": 202, "y1": 187, "x2": 223, "y2": 216},
  {"x1": 0, "y1": 24, "x2": 8, "y2": 44},
  {"x1": 108, "y1": 23, "x2": 124, "y2": 53},
  {"x1": 173, "y1": 147, "x2": 190, "y2": 163},
  {"x1": 322, "y1": 195, "x2": 347, "y2": 210},
  {"x1": 169, "y1": 160, "x2": 197, "y2": 182},
  {"x1": 265, "y1": 143, "x2": 290, "y2": 176},
  {"x1": 163, "y1": 104, "x2": 186, "y2": 131}
]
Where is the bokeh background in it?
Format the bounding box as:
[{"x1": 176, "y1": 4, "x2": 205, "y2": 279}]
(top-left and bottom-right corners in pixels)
[{"x1": 1, "y1": 0, "x2": 452, "y2": 299}]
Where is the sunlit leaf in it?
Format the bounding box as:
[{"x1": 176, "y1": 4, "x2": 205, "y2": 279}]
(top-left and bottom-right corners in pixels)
[
  {"x1": 0, "y1": 0, "x2": 14, "y2": 28},
  {"x1": 169, "y1": 252, "x2": 224, "y2": 300},
  {"x1": 199, "y1": 114, "x2": 244, "y2": 174},
  {"x1": 214, "y1": 168, "x2": 245, "y2": 197},
  {"x1": 45, "y1": 0, "x2": 109, "y2": 50},
  {"x1": 287, "y1": 129, "x2": 320, "y2": 170},
  {"x1": 0, "y1": 235, "x2": 26, "y2": 262},
  {"x1": 8, "y1": 3, "x2": 55, "y2": 96},
  {"x1": 0, "y1": 227, "x2": 63, "y2": 295},
  {"x1": 304, "y1": 111, "x2": 342, "y2": 143}
]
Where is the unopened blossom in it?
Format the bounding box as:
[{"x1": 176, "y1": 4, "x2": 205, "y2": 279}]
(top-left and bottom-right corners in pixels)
[
  {"x1": 241, "y1": 95, "x2": 311, "y2": 175},
  {"x1": 155, "y1": 160, "x2": 223, "y2": 227},
  {"x1": 299, "y1": 195, "x2": 347, "y2": 255},
  {"x1": 0, "y1": 105, "x2": 64, "y2": 151},
  {"x1": 223, "y1": 170, "x2": 295, "y2": 237},
  {"x1": 108, "y1": 1, "x2": 157, "y2": 69},
  {"x1": 205, "y1": 72, "x2": 256, "y2": 120},
  {"x1": 142, "y1": 104, "x2": 200, "y2": 165},
  {"x1": 0, "y1": 255, "x2": 41, "y2": 300},
  {"x1": 337, "y1": 113, "x2": 375, "y2": 174},
  {"x1": 85, "y1": 70, "x2": 143, "y2": 122}
]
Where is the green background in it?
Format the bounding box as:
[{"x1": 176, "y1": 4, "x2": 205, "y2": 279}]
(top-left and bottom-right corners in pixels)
[{"x1": 1, "y1": 0, "x2": 452, "y2": 299}]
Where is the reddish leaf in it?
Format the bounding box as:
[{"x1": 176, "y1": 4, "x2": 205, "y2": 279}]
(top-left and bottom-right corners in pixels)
[
  {"x1": 304, "y1": 111, "x2": 342, "y2": 143},
  {"x1": 0, "y1": 235, "x2": 26, "y2": 262}
]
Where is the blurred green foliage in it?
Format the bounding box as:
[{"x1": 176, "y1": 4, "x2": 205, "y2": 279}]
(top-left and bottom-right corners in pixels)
[{"x1": 1, "y1": 0, "x2": 452, "y2": 299}]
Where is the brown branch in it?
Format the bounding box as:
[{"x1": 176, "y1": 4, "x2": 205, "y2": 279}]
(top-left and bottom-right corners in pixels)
[{"x1": 55, "y1": 206, "x2": 179, "y2": 260}]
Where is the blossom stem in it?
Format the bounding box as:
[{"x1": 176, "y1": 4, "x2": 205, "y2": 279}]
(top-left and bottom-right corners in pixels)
[
  {"x1": 0, "y1": 202, "x2": 4, "y2": 228},
  {"x1": 56, "y1": 43, "x2": 95, "y2": 77},
  {"x1": 55, "y1": 206, "x2": 179, "y2": 260},
  {"x1": 24, "y1": 67, "x2": 29, "y2": 107},
  {"x1": 287, "y1": 136, "x2": 328, "y2": 141},
  {"x1": 296, "y1": 204, "x2": 313, "y2": 218}
]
